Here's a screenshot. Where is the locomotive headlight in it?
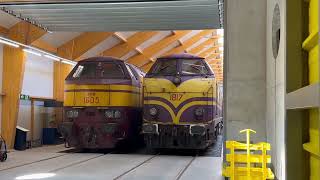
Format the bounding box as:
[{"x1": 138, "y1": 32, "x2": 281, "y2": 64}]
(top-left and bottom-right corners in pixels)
[
  {"x1": 194, "y1": 107, "x2": 205, "y2": 116},
  {"x1": 66, "y1": 110, "x2": 79, "y2": 118},
  {"x1": 105, "y1": 110, "x2": 121, "y2": 119},
  {"x1": 149, "y1": 107, "x2": 158, "y2": 116},
  {"x1": 114, "y1": 110, "x2": 121, "y2": 118},
  {"x1": 73, "y1": 110, "x2": 79, "y2": 118},
  {"x1": 173, "y1": 76, "x2": 182, "y2": 85},
  {"x1": 105, "y1": 110, "x2": 114, "y2": 118},
  {"x1": 66, "y1": 110, "x2": 73, "y2": 118}
]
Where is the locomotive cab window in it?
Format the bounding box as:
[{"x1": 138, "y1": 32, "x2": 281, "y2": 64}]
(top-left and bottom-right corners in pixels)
[
  {"x1": 72, "y1": 63, "x2": 96, "y2": 78},
  {"x1": 72, "y1": 62, "x2": 126, "y2": 79},
  {"x1": 181, "y1": 59, "x2": 209, "y2": 75},
  {"x1": 100, "y1": 62, "x2": 126, "y2": 78},
  {"x1": 127, "y1": 64, "x2": 141, "y2": 81},
  {"x1": 150, "y1": 59, "x2": 177, "y2": 76}
]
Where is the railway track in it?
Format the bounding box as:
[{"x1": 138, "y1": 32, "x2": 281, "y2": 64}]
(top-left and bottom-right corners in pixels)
[
  {"x1": 113, "y1": 151, "x2": 199, "y2": 180},
  {"x1": 113, "y1": 153, "x2": 159, "y2": 180},
  {"x1": 175, "y1": 155, "x2": 197, "y2": 180},
  {"x1": 50, "y1": 153, "x2": 107, "y2": 173}
]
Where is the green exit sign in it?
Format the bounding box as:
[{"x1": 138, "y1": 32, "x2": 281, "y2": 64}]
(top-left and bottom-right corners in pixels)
[{"x1": 20, "y1": 94, "x2": 30, "y2": 100}]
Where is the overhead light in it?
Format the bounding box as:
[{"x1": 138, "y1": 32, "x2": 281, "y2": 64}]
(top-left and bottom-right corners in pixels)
[
  {"x1": 15, "y1": 173, "x2": 56, "y2": 180},
  {"x1": 61, "y1": 60, "x2": 77, "y2": 66},
  {"x1": 0, "y1": 39, "x2": 19, "y2": 48},
  {"x1": 23, "y1": 49, "x2": 41, "y2": 56},
  {"x1": 44, "y1": 54, "x2": 60, "y2": 61}
]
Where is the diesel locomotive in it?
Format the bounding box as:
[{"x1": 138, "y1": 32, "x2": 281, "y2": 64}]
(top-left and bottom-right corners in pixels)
[
  {"x1": 142, "y1": 54, "x2": 222, "y2": 149},
  {"x1": 59, "y1": 57, "x2": 144, "y2": 149}
]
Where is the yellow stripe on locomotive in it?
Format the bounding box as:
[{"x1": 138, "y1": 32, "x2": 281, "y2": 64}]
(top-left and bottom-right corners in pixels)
[{"x1": 64, "y1": 84, "x2": 141, "y2": 107}]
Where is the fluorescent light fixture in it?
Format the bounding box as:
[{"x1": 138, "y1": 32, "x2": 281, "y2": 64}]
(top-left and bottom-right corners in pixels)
[
  {"x1": 0, "y1": 36, "x2": 70, "y2": 65},
  {"x1": 23, "y1": 49, "x2": 41, "y2": 56},
  {"x1": 15, "y1": 173, "x2": 56, "y2": 180},
  {"x1": 0, "y1": 39, "x2": 19, "y2": 48},
  {"x1": 44, "y1": 54, "x2": 60, "y2": 61},
  {"x1": 61, "y1": 59, "x2": 77, "y2": 66}
]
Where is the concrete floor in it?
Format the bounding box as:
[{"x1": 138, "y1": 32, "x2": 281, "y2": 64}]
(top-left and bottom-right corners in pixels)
[{"x1": 0, "y1": 143, "x2": 224, "y2": 180}]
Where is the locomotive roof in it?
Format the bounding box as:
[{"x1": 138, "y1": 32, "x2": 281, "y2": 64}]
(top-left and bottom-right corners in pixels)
[
  {"x1": 79, "y1": 56, "x2": 124, "y2": 62},
  {"x1": 158, "y1": 53, "x2": 204, "y2": 59}
]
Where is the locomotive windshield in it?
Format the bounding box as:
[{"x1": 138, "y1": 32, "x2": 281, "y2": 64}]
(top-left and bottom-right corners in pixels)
[
  {"x1": 181, "y1": 59, "x2": 208, "y2": 75},
  {"x1": 148, "y1": 58, "x2": 211, "y2": 76},
  {"x1": 150, "y1": 59, "x2": 177, "y2": 75},
  {"x1": 72, "y1": 62, "x2": 127, "y2": 79}
]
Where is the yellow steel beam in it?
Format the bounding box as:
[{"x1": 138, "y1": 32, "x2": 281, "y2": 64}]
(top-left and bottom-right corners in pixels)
[
  {"x1": 1, "y1": 21, "x2": 46, "y2": 148},
  {"x1": 141, "y1": 62, "x2": 153, "y2": 73},
  {"x1": 188, "y1": 38, "x2": 218, "y2": 55},
  {"x1": 31, "y1": 39, "x2": 57, "y2": 53},
  {"x1": 198, "y1": 47, "x2": 219, "y2": 58},
  {"x1": 162, "y1": 30, "x2": 215, "y2": 56},
  {"x1": 140, "y1": 30, "x2": 217, "y2": 71},
  {"x1": 127, "y1": 30, "x2": 191, "y2": 67},
  {"x1": 102, "y1": 31, "x2": 158, "y2": 58},
  {"x1": 58, "y1": 32, "x2": 114, "y2": 60},
  {"x1": 206, "y1": 53, "x2": 222, "y2": 60},
  {"x1": 0, "y1": 25, "x2": 8, "y2": 36}
]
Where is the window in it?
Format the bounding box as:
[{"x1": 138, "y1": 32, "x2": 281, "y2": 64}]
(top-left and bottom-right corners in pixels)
[
  {"x1": 150, "y1": 59, "x2": 177, "y2": 75},
  {"x1": 100, "y1": 62, "x2": 126, "y2": 78},
  {"x1": 72, "y1": 63, "x2": 96, "y2": 78},
  {"x1": 272, "y1": 4, "x2": 281, "y2": 59},
  {"x1": 72, "y1": 62, "x2": 126, "y2": 79},
  {"x1": 127, "y1": 64, "x2": 141, "y2": 81},
  {"x1": 126, "y1": 64, "x2": 135, "y2": 78},
  {"x1": 181, "y1": 59, "x2": 208, "y2": 75}
]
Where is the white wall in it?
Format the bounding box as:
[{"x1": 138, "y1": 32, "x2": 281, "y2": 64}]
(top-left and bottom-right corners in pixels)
[
  {"x1": 22, "y1": 53, "x2": 53, "y2": 98},
  {"x1": 17, "y1": 53, "x2": 55, "y2": 142},
  {"x1": 266, "y1": 0, "x2": 286, "y2": 180}
]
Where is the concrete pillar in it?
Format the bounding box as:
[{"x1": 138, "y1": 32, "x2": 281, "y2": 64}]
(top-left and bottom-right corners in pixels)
[{"x1": 225, "y1": 0, "x2": 267, "y2": 142}]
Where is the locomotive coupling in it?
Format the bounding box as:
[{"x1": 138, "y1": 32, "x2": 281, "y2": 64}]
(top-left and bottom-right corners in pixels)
[{"x1": 142, "y1": 123, "x2": 159, "y2": 134}]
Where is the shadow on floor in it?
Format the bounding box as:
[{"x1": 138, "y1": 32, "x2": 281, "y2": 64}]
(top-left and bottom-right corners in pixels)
[{"x1": 58, "y1": 135, "x2": 223, "y2": 157}]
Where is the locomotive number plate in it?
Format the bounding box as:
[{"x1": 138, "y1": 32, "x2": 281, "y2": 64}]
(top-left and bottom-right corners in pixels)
[
  {"x1": 170, "y1": 93, "x2": 183, "y2": 101},
  {"x1": 84, "y1": 92, "x2": 100, "y2": 104}
]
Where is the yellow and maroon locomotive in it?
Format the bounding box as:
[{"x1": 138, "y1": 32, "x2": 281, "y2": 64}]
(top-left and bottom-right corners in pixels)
[
  {"x1": 142, "y1": 54, "x2": 222, "y2": 149},
  {"x1": 60, "y1": 57, "x2": 144, "y2": 149}
]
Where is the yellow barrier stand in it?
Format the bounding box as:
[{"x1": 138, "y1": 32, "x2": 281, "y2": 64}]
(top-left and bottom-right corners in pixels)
[{"x1": 222, "y1": 129, "x2": 274, "y2": 180}]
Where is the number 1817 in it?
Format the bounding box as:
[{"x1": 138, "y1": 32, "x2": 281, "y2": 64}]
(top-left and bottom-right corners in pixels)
[{"x1": 170, "y1": 93, "x2": 183, "y2": 101}]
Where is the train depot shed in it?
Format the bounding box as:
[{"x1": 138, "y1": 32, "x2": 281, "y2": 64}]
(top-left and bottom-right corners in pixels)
[{"x1": 0, "y1": 0, "x2": 318, "y2": 180}]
